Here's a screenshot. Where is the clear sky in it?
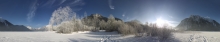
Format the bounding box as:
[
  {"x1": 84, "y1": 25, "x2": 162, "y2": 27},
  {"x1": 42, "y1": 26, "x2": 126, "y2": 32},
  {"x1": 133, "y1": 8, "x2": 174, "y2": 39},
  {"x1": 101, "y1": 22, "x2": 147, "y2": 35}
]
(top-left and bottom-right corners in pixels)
[{"x1": 0, "y1": 0, "x2": 220, "y2": 28}]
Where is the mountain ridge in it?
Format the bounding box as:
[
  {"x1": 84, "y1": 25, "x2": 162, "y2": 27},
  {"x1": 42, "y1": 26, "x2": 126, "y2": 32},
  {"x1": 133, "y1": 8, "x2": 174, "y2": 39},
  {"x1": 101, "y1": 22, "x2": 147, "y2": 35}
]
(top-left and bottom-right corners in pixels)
[
  {"x1": 176, "y1": 15, "x2": 220, "y2": 31},
  {"x1": 0, "y1": 18, "x2": 30, "y2": 31}
]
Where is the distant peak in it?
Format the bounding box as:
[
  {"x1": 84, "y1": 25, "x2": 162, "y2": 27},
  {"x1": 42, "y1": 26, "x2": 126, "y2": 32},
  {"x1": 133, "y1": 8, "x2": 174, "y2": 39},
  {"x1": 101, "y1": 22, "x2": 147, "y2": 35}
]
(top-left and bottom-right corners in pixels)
[
  {"x1": 0, "y1": 17, "x2": 5, "y2": 22},
  {"x1": 189, "y1": 15, "x2": 201, "y2": 18},
  {"x1": 90, "y1": 14, "x2": 102, "y2": 17},
  {"x1": 91, "y1": 13, "x2": 101, "y2": 16}
]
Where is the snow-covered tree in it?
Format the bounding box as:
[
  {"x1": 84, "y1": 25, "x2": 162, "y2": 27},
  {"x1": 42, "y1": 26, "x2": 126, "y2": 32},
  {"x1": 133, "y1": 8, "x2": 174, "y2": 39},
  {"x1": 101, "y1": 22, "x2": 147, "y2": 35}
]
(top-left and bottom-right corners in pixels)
[
  {"x1": 108, "y1": 14, "x2": 115, "y2": 21},
  {"x1": 48, "y1": 6, "x2": 76, "y2": 31},
  {"x1": 105, "y1": 14, "x2": 123, "y2": 32}
]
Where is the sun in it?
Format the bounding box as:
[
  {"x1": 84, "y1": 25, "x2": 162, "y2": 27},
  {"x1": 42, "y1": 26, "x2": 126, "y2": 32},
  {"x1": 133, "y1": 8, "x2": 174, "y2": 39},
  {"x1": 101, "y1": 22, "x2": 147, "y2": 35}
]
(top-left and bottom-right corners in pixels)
[{"x1": 155, "y1": 18, "x2": 169, "y2": 27}]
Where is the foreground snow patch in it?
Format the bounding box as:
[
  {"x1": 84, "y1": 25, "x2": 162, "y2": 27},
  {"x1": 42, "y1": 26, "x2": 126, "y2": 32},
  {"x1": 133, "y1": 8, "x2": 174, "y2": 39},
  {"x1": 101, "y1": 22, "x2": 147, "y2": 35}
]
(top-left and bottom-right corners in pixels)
[
  {"x1": 0, "y1": 31, "x2": 120, "y2": 42},
  {"x1": 174, "y1": 31, "x2": 220, "y2": 42},
  {"x1": 0, "y1": 31, "x2": 219, "y2": 42}
]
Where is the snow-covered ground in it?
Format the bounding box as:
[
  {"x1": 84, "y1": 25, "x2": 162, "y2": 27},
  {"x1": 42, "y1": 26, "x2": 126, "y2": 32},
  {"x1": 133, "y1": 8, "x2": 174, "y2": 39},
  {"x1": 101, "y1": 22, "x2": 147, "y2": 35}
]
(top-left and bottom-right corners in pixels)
[
  {"x1": 174, "y1": 31, "x2": 220, "y2": 42},
  {"x1": 0, "y1": 31, "x2": 219, "y2": 42}
]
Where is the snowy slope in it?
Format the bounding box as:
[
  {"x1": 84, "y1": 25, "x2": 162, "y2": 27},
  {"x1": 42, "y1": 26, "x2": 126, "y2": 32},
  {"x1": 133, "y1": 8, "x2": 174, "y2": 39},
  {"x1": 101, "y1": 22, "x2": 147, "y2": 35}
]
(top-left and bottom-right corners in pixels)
[{"x1": 0, "y1": 31, "x2": 219, "y2": 42}]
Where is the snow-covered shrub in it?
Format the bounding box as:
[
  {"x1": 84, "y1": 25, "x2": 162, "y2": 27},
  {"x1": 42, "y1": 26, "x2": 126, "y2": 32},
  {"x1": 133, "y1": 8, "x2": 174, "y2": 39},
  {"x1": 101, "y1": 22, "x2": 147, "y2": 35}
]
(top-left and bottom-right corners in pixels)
[
  {"x1": 118, "y1": 23, "x2": 137, "y2": 36},
  {"x1": 56, "y1": 20, "x2": 93, "y2": 33},
  {"x1": 56, "y1": 21, "x2": 73, "y2": 33},
  {"x1": 99, "y1": 20, "x2": 107, "y2": 30},
  {"x1": 147, "y1": 23, "x2": 173, "y2": 40},
  {"x1": 105, "y1": 15, "x2": 122, "y2": 32},
  {"x1": 82, "y1": 20, "x2": 100, "y2": 32},
  {"x1": 158, "y1": 27, "x2": 172, "y2": 40},
  {"x1": 126, "y1": 20, "x2": 145, "y2": 36},
  {"x1": 105, "y1": 21, "x2": 121, "y2": 32},
  {"x1": 81, "y1": 15, "x2": 102, "y2": 32},
  {"x1": 148, "y1": 23, "x2": 159, "y2": 36},
  {"x1": 91, "y1": 27, "x2": 99, "y2": 32}
]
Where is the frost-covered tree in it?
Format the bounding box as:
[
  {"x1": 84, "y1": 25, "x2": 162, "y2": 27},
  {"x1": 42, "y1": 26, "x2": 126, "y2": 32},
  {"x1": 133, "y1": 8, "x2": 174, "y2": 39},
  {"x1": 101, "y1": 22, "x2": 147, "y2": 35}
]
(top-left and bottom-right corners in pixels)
[
  {"x1": 51, "y1": 6, "x2": 93, "y2": 33},
  {"x1": 126, "y1": 20, "x2": 144, "y2": 32},
  {"x1": 56, "y1": 21, "x2": 74, "y2": 33},
  {"x1": 105, "y1": 14, "x2": 123, "y2": 32},
  {"x1": 108, "y1": 14, "x2": 115, "y2": 21},
  {"x1": 99, "y1": 20, "x2": 107, "y2": 30},
  {"x1": 48, "y1": 6, "x2": 76, "y2": 31}
]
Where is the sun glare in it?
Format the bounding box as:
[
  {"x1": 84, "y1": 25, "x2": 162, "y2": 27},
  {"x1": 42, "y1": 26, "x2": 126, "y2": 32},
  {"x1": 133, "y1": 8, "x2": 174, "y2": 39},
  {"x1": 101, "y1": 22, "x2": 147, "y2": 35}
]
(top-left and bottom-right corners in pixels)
[{"x1": 155, "y1": 18, "x2": 169, "y2": 27}]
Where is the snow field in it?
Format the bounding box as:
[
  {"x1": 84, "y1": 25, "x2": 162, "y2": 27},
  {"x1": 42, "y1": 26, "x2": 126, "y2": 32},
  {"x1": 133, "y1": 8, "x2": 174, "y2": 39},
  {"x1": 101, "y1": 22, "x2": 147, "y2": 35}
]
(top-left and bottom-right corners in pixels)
[{"x1": 0, "y1": 31, "x2": 219, "y2": 42}]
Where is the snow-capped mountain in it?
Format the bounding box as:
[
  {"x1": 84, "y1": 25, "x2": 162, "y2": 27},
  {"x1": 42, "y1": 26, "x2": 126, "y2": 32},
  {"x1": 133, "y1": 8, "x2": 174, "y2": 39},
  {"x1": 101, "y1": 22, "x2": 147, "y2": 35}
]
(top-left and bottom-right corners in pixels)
[
  {"x1": 0, "y1": 18, "x2": 30, "y2": 31},
  {"x1": 0, "y1": 18, "x2": 13, "y2": 27},
  {"x1": 30, "y1": 27, "x2": 47, "y2": 31},
  {"x1": 25, "y1": 26, "x2": 48, "y2": 31},
  {"x1": 26, "y1": 26, "x2": 32, "y2": 30},
  {"x1": 176, "y1": 15, "x2": 220, "y2": 31}
]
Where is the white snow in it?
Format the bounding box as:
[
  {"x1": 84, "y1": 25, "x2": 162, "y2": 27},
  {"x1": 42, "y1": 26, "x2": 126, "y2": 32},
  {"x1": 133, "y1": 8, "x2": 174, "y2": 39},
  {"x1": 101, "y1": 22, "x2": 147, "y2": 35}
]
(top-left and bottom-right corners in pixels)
[
  {"x1": 26, "y1": 26, "x2": 32, "y2": 30},
  {"x1": 174, "y1": 31, "x2": 220, "y2": 42},
  {"x1": 0, "y1": 31, "x2": 219, "y2": 42},
  {"x1": 0, "y1": 31, "x2": 120, "y2": 42}
]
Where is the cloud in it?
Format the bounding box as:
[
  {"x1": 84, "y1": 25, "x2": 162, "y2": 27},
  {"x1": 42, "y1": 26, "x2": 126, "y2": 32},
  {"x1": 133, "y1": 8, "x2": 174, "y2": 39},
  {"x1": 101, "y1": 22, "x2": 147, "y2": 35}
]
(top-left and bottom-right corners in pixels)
[
  {"x1": 27, "y1": 0, "x2": 38, "y2": 22},
  {"x1": 59, "y1": 0, "x2": 66, "y2": 5},
  {"x1": 122, "y1": 14, "x2": 125, "y2": 17},
  {"x1": 84, "y1": 11, "x2": 87, "y2": 17},
  {"x1": 42, "y1": 0, "x2": 84, "y2": 9},
  {"x1": 122, "y1": 12, "x2": 126, "y2": 17},
  {"x1": 168, "y1": 15, "x2": 173, "y2": 18},
  {"x1": 108, "y1": 0, "x2": 114, "y2": 9},
  {"x1": 167, "y1": 20, "x2": 179, "y2": 27},
  {"x1": 36, "y1": 24, "x2": 41, "y2": 26},
  {"x1": 70, "y1": 0, "x2": 81, "y2": 4},
  {"x1": 42, "y1": 0, "x2": 56, "y2": 7},
  {"x1": 205, "y1": 16, "x2": 210, "y2": 18}
]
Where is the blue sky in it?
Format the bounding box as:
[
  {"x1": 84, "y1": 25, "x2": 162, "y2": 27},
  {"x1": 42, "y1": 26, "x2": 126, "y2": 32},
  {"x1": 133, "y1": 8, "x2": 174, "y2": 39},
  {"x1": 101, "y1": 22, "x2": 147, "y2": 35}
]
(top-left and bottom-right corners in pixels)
[{"x1": 0, "y1": 0, "x2": 220, "y2": 28}]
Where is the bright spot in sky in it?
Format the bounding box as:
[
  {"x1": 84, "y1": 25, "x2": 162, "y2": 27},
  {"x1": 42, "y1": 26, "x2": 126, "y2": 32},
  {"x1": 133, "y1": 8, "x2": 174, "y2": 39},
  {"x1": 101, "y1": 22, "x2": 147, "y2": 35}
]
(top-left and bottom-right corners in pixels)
[{"x1": 155, "y1": 18, "x2": 172, "y2": 27}]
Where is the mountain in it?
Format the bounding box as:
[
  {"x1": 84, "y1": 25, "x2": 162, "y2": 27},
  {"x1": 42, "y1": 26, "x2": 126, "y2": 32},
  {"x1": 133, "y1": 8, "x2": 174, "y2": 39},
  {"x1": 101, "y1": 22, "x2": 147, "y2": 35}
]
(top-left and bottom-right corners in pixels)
[
  {"x1": 176, "y1": 15, "x2": 220, "y2": 31},
  {"x1": 0, "y1": 18, "x2": 13, "y2": 27},
  {"x1": 0, "y1": 18, "x2": 30, "y2": 31}
]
